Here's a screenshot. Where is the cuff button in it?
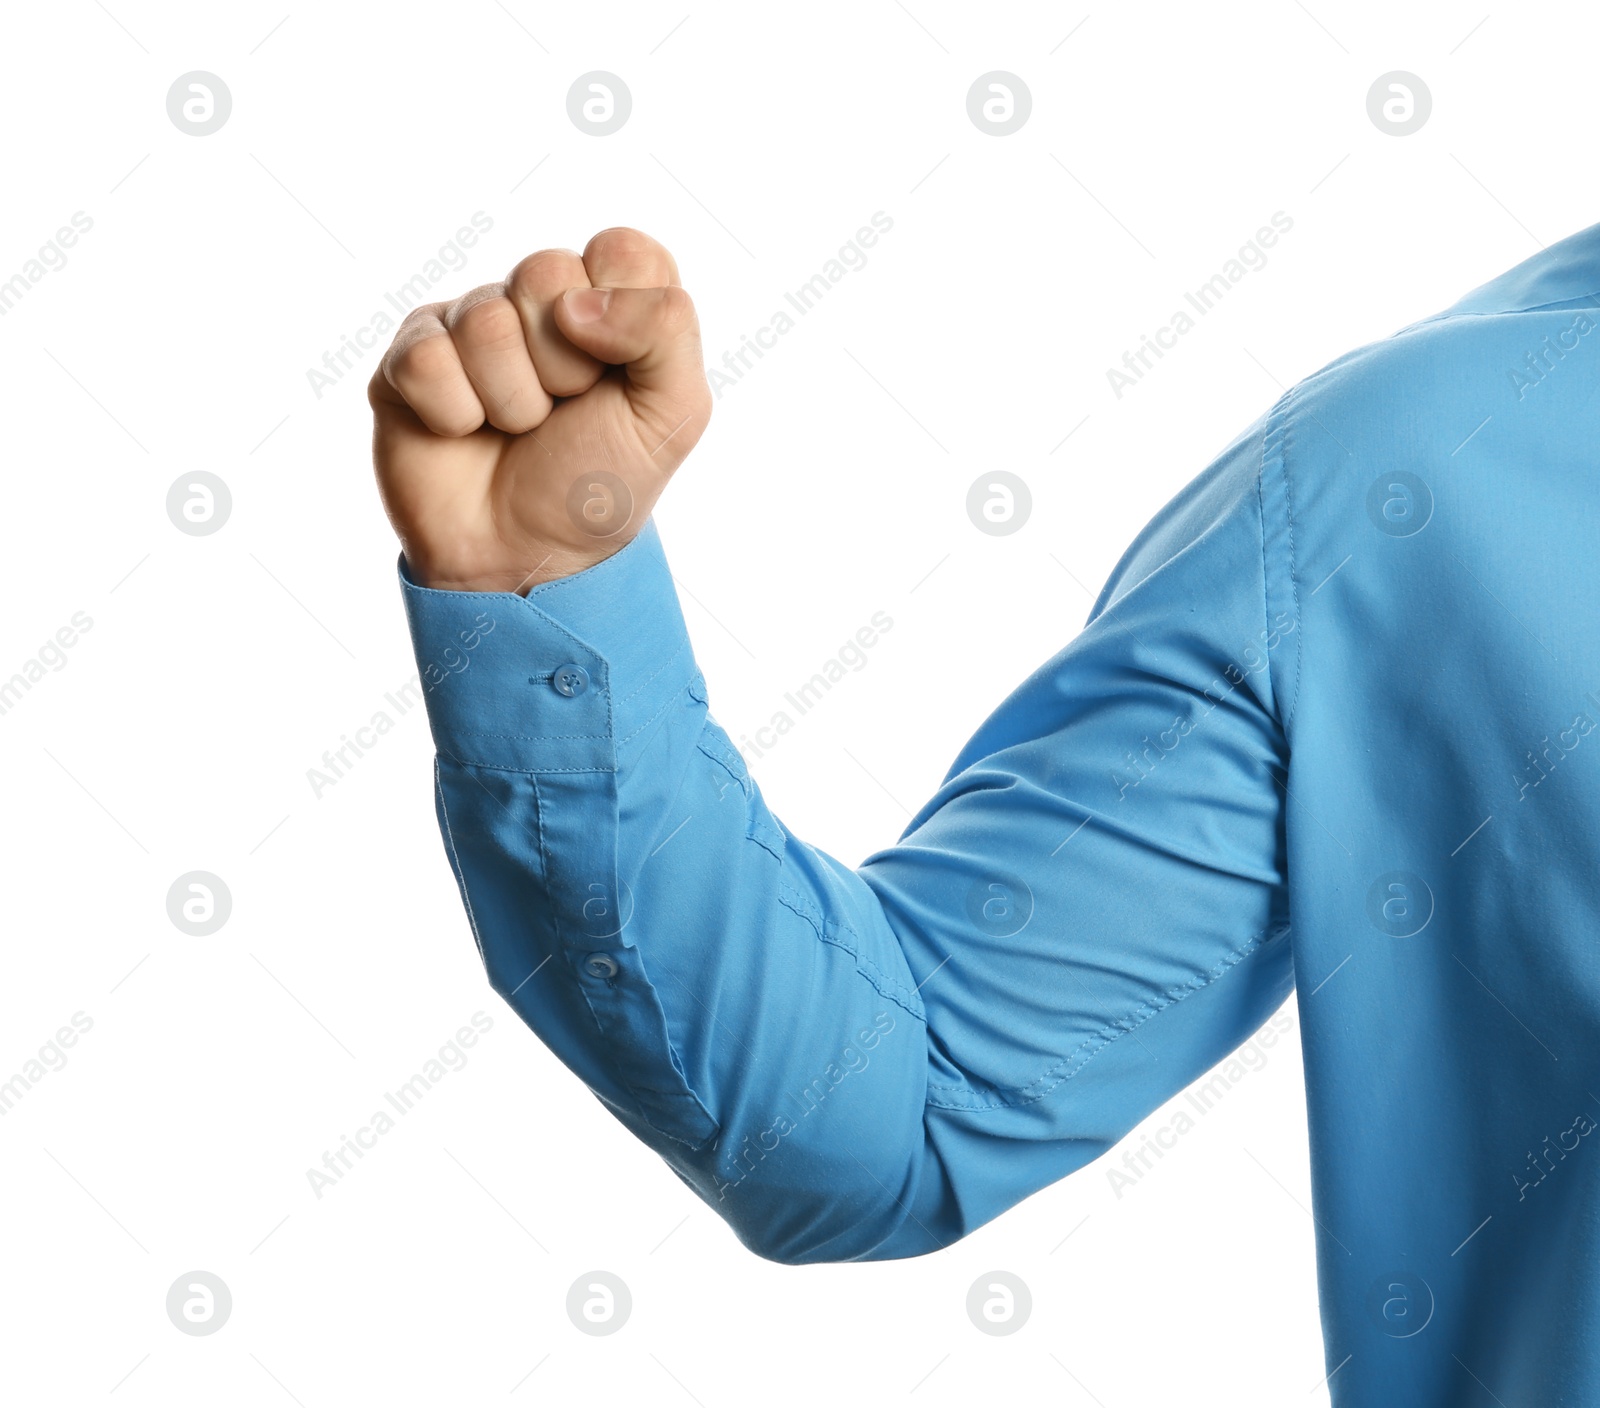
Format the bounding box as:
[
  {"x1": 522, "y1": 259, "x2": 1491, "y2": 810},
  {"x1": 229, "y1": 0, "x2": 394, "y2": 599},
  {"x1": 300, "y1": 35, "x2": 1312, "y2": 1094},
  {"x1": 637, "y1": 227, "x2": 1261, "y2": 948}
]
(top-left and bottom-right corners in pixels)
[
  {"x1": 583, "y1": 952, "x2": 620, "y2": 979},
  {"x1": 552, "y1": 663, "x2": 590, "y2": 697}
]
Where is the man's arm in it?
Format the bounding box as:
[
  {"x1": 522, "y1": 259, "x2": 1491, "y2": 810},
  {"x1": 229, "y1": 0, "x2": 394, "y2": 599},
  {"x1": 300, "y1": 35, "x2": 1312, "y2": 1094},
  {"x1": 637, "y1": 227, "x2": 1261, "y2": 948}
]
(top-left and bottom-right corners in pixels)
[{"x1": 373, "y1": 230, "x2": 1297, "y2": 1263}]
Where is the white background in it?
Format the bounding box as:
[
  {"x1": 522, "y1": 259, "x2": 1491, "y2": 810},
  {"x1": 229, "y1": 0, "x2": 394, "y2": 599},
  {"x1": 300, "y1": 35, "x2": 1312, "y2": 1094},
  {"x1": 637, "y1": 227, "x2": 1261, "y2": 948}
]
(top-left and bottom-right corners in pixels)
[{"x1": 0, "y1": 1, "x2": 1591, "y2": 1402}]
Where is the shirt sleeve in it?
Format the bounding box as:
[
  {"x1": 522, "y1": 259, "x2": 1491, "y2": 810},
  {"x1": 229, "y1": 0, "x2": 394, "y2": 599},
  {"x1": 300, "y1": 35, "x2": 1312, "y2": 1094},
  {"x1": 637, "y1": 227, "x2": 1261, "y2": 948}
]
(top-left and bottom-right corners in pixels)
[{"x1": 396, "y1": 400, "x2": 1297, "y2": 1265}]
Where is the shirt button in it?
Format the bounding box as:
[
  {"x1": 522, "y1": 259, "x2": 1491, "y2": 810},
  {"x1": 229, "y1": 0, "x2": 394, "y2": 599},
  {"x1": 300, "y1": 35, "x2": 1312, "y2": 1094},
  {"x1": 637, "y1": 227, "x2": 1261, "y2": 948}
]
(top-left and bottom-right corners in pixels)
[
  {"x1": 583, "y1": 952, "x2": 619, "y2": 979},
  {"x1": 552, "y1": 663, "x2": 590, "y2": 698}
]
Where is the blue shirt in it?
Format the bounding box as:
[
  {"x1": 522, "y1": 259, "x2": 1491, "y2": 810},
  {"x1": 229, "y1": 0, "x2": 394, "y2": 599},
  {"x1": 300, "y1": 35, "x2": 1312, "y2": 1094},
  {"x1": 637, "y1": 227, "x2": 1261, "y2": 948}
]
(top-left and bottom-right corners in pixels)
[{"x1": 398, "y1": 221, "x2": 1600, "y2": 1405}]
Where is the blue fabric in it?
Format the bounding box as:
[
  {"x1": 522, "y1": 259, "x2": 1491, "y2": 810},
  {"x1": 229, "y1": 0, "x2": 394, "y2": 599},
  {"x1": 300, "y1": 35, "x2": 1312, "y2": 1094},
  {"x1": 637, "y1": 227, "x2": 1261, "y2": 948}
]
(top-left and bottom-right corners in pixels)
[{"x1": 398, "y1": 221, "x2": 1600, "y2": 1405}]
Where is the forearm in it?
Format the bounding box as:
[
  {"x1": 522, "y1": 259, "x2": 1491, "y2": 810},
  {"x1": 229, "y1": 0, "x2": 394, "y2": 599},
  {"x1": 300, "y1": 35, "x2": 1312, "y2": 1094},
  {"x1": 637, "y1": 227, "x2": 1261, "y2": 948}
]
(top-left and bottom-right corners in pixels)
[
  {"x1": 408, "y1": 521, "x2": 936, "y2": 1262},
  {"x1": 401, "y1": 417, "x2": 1299, "y2": 1265}
]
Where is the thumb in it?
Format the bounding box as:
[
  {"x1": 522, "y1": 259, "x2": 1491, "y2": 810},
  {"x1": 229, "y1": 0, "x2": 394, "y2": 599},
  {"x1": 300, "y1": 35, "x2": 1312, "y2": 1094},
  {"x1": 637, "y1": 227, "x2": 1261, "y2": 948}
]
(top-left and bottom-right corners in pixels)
[{"x1": 554, "y1": 284, "x2": 712, "y2": 447}]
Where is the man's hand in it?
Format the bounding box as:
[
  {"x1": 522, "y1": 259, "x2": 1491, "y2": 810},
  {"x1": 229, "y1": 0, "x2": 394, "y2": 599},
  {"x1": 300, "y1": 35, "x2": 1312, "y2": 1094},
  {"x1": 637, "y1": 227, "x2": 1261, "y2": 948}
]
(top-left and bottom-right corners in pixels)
[{"x1": 368, "y1": 228, "x2": 712, "y2": 593}]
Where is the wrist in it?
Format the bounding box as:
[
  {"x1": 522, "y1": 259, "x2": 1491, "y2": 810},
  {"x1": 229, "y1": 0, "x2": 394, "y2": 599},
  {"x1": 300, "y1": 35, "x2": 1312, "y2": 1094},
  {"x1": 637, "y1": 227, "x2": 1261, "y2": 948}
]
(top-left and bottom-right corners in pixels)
[{"x1": 400, "y1": 539, "x2": 618, "y2": 596}]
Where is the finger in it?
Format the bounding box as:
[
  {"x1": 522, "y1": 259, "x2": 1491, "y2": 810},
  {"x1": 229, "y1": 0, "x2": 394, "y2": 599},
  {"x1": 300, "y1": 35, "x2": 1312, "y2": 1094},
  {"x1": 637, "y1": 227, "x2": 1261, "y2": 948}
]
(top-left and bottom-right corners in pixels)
[
  {"x1": 506, "y1": 249, "x2": 603, "y2": 398},
  {"x1": 444, "y1": 282, "x2": 554, "y2": 434},
  {"x1": 581, "y1": 226, "x2": 680, "y2": 290},
  {"x1": 380, "y1": 303, "x2": 485, "y2": 437},
  {"x1": 553, "y1": 284, "x2": 712, "y2": 458}
]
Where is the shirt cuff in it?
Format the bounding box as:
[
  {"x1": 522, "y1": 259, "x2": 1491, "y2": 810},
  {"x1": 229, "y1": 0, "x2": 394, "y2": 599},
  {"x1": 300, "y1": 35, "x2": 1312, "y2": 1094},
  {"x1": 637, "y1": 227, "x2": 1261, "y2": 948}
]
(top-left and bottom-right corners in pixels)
[{"x1": 397, "y1": 518, "x2": 696, "y2": 773}]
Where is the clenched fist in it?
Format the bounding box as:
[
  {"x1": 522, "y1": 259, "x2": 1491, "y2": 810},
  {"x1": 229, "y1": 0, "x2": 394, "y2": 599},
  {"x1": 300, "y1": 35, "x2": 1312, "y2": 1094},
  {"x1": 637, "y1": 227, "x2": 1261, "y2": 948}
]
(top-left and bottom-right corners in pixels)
[{"x1": 368, "y1": 228, "x2": 712, "y2": 593}]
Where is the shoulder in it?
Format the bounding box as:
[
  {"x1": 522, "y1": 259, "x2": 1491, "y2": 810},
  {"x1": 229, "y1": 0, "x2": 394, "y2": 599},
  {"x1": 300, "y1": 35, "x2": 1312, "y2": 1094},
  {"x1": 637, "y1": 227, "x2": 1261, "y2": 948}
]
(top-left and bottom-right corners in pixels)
[{"x1": 1282, "y1": 221, "x2": 1600, "y2": 465}]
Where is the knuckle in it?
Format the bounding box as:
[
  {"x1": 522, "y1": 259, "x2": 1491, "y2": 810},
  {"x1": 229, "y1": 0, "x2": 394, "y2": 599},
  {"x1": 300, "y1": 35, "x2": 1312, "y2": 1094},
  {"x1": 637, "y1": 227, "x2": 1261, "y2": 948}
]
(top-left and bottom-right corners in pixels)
[
  {"x1": 442, "y1": 282, "x2": 502, "y2": 321},
  {"x1": 585, "y1": 225, "x2": 652, "y2": 260},
  {"x1": 654, "y1": 283, "x2": 697, "y2": 332},
  {"x1": 389, "y1": 330, "x2": 458, "y2": 386},
  {"x1": 638, "y1": 380, "x2": 713, "y2": 456},
  {"x1": 448, "y1": 294, "x2": 524, "y2": 350},
  {"x1": 395, "y1": 302, "x2": 449, "y2": 338},
  {"x1": 508, "y1": 249, "x2": 585, "y2": 303},
  {"x1": 586, "y1": 225, "x2": 662, "y2": 270}
]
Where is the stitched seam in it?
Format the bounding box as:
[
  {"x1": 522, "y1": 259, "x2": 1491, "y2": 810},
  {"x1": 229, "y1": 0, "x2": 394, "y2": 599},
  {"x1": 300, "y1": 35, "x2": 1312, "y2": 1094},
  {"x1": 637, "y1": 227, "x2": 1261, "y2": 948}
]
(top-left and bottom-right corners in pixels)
[
  {"x1": 544, "y1": 766, "x2": 713, "y2": 1148},
  {"x1": 1267, "y1": 289, "x2": 1600, "y2": 442},
  {"x1": 450, "y1": 729, "x2": 610, "y2": 741},
  {"x1": 1280, "y1": 398, "x2": 1303, "y2": 732},
  {"x1": 775, "y1": 876, "x2": 927, "y2": 1024},
  {"x1": 529, "y1": 771, "x2": 554, "y2": 953},
  {"x1": 1256, "y1": 434, "x2": 1274, "y2": 717},
  {"x1": 438, "y1": 754, "x2": 612, "y2": 776},
  {"x1": 1402, "y1": 287, "x2": 1600, "y2": 328},
  {"x1": 697, "y1": 735, "x2": 748, "y2": 786},
  {"x1": 695, "y1": 716, "x2": 752, "y2": 794},
  {"x1": 619, "y1": 668, "x2": 697, "y2": 748},
  {"x1": 694, "y1": 720, "x2": 783, "y2": 857},
  {"x1": 925, "y1": 921, "x2": 1287, "y2": 1111},
  {"x1": 1255, "y1": 394, "x2": 1297, "y2": 732},
  {"x1": 617, "y1": 636, "x2": 691, "y2": 710},
  {"x1": 516, "y1": 528, "x2": 688, "y2": 714}
]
